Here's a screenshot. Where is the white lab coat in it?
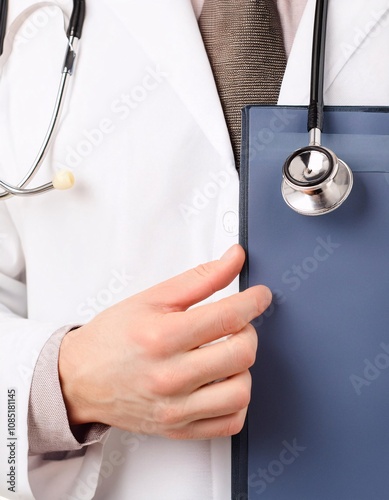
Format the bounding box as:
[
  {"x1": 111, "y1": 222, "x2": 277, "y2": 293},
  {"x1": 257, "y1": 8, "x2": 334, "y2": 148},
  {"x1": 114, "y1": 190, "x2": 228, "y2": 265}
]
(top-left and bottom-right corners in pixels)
[{"x1": 0, "y1": 1, "x2": 388, "y2": 499}]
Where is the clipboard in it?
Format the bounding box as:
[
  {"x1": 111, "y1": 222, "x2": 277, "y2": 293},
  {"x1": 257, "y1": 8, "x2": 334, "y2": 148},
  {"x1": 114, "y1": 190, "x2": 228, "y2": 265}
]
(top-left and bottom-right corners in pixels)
[{"x1": 233, "y1": 105, "x2": 389, "y2": 500}]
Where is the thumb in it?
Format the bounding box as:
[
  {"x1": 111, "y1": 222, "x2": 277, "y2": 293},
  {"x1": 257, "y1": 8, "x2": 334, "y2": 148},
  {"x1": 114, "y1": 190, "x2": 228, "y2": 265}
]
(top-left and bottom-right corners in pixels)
[{"x1": 144, "y1": 245, "x2": 245, "y2": 312}]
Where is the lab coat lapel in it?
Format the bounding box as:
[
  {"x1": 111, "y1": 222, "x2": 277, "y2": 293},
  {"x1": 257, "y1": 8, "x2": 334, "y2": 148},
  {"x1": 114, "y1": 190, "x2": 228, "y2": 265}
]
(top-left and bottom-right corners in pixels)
[
  {"x1": 279, "y1": 0, "x2": 389, "y2": 105},
  {"x1": 105, "y1": 0, "x2": 234, "y2": 163}
]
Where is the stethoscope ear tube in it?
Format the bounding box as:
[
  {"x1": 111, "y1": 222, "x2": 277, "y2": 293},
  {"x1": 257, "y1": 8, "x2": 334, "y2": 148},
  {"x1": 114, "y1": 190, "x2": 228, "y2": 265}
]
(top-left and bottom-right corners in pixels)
[
  {"x1": 0, "y1": 0, "x2": 8, "y2": 56},
  {"x1": 67, "y1": 0, "x2": 86, "y2": 40}
]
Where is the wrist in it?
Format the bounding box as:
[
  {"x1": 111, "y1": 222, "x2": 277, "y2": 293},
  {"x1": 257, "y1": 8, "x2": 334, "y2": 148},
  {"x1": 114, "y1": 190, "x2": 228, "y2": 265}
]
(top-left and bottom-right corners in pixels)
[{"x1": 58, "y1": 326, "x2": 94, "y2": 426}]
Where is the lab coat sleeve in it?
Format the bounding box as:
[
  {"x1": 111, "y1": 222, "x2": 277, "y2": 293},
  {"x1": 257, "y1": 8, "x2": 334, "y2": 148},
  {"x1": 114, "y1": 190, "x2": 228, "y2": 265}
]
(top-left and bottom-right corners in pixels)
[{"x1": 0, "y1": 205, "x2": 106, "y2": 500}]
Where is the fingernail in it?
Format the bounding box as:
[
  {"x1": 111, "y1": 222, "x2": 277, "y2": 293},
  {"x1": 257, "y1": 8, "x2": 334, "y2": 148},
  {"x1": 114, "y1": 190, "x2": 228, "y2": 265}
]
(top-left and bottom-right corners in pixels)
[{"x1": 220, "y1": 245, "x2": 236, "y2": 262}]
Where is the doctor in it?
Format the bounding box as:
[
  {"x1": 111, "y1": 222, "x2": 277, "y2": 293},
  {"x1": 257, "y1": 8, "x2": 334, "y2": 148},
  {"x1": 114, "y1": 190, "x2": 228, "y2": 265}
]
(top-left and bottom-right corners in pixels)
[{"x1": 0, "y1": 1, "x2": 389, "y2": 499}]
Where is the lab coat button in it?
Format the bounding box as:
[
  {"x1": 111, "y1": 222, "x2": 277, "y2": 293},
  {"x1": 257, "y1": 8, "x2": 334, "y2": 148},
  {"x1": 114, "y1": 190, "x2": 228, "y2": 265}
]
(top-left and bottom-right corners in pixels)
[{"x1": 222, "y1": 210, "x2": 239, "y2": 236}]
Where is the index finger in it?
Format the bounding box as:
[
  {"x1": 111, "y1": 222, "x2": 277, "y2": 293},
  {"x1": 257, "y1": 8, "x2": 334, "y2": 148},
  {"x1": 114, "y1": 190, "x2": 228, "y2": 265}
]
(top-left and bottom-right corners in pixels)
[
  {"x1": 172, "y1": 285, "x2": 272, "y2": 352},
  {"x1": 139, "y1": 245, "x2": 246, "y2": 313}
]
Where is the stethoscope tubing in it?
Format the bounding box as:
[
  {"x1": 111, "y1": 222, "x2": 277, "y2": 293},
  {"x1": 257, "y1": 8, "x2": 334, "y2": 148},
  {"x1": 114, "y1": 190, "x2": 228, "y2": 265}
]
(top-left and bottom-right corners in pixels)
[
  {"x1": 0, "y1": 1, "x2": 85, "y2": 199},
  {"x1": 308, "y1": 0, "x2": 329, "y2": 133},
  {"x1": 0, "y1": 69, "x2": 71, "y2": 198},
  {"x1": 68, "y1": 0, "x2": 86, "y2": 39},
  {"x1": 0, "y1": 0, "x2": 353, "y2": 211},
  {"x1": 0, "y1": 0, "x2": 7, "y2": 56}
]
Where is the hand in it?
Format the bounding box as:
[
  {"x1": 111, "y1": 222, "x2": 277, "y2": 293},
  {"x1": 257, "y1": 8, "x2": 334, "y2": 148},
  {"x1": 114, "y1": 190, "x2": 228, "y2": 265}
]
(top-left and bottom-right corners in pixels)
[{"x1": 58, "y1": 244, "x2": 272, "y2": 440}]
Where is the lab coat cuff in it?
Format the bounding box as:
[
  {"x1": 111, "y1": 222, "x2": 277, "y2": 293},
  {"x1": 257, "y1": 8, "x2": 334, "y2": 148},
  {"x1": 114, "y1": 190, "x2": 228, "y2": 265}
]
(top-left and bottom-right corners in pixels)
[{"x1": 28, "y1": 325, "x2": 110, "y2": 455}]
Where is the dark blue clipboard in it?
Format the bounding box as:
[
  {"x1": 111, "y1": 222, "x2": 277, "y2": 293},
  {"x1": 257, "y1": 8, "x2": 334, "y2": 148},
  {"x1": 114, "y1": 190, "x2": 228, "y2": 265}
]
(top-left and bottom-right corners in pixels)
[{"x1": 233, "y1": 106, "x2": 389, "y2": 500}]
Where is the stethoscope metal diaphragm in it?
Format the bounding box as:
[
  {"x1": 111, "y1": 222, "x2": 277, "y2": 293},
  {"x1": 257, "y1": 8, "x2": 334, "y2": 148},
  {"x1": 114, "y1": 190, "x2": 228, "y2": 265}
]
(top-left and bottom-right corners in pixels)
[{"x1": 281, "y1": 144, "x2": 353, "y2": 216}]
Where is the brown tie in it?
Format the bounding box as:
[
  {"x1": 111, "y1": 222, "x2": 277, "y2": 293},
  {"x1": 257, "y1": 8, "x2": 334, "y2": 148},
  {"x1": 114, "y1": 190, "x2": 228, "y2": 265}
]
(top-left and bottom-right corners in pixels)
[{"x1": 199, "y1": 0, "x2": 287, "y2": 165}]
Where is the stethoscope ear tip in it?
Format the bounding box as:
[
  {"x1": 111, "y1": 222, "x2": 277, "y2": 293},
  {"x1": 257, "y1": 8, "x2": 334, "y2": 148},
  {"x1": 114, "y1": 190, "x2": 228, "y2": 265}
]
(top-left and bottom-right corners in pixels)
[{"x1": 52, "y1": 169, "x2": 75, "y2": 190}]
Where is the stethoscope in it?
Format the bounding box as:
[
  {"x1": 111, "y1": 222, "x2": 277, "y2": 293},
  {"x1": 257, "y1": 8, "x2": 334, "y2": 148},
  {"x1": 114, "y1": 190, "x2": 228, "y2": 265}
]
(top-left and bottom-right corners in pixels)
[
  {"x1": 0, "y1": 0, "x2": 85, "y2": 199},
  {"x1": 0, "y1": 0, "x2": 353, "y2": 214},
  {"x1": 281, "y1": 0, "x2": 353, "y2": 216}
]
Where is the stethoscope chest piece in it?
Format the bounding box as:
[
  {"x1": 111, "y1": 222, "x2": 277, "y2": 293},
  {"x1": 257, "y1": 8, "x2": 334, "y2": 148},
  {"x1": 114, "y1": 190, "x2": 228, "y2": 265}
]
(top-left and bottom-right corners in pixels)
[
  {"x1": 281, "y1": 145, "x2": 353, "y2": 216},
  {"x1": 280, "y1": 0, "x2": 355, "y2": 216}
]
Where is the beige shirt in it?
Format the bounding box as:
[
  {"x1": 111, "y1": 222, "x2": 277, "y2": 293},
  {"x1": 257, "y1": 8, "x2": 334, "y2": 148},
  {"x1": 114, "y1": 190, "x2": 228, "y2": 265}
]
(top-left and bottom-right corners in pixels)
[
  {"x1": 277, "y1": 0, "x2": 309, "y2": 55},
  {"x1": 28, "y1": 0, "x2": 308, "y2": 456}
]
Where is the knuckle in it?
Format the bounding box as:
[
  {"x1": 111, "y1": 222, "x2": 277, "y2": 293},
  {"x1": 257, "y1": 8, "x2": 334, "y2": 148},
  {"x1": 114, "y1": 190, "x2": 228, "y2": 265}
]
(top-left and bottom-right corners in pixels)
[
  {"x1": 233, "y1": 384, "x2": 251, "y2": 410},
  {"x1": 192, "y1": 263, "x2": 213, "y2": 281},
  {"x1": 226, "y1": 411, "x2": 247, "y2": 436},
  {"x1": 153, "y1": 402, "x2": 183, "y2": 427},
  {"x1": 133, "y1": 319, "x2": 180, "y2": 359},
  {"x1": 219, "y1": 304, "x2": 242, "y2": 335},
  {"x1": 239, "y1": 341, "x2": 257, "y2": 368},
  {"x1": 148, "y1": 369, "x2": 177, "y2": 397},
  {"x1": 163, "y1": 423, "x2": 194, "y2": 440},
  {"x1": 228, "y1": 335, "x2": 257, "y2": 370},
  {"x1": 197, "y1": 356, "x2": 221, "y2": 382},
  {"x1": 137, "y1": 327, "x2": 164, "y2": 357},
  {"x1": 164, "y1": 429, "x2": 186, "y2": 440},
  {"x1": 191, "y1": 263, "x2": 218, "y2": 295}
]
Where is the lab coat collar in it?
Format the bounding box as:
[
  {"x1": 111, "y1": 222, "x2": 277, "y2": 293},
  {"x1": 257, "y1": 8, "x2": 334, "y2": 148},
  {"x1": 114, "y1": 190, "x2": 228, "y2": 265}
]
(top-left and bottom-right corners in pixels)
[
  {"x1": 104, "y1": 0, "x2": 234, "y2": 165},
  {"x1": 279, "y1": 0, "x2": 389, "y2": 105}
]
